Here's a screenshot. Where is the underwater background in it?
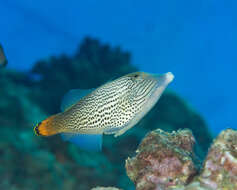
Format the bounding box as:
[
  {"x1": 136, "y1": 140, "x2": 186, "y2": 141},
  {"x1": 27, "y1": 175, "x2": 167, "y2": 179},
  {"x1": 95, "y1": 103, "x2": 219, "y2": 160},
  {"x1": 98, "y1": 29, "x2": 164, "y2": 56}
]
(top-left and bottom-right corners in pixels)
[{"x1": 0, "y1": 1, "x2": 236, "y2": 190}]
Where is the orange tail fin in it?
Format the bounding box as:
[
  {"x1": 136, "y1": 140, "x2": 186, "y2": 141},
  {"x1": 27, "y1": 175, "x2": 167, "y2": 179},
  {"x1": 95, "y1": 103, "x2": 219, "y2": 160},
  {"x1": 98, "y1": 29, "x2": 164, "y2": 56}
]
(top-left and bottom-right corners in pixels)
[{"x1": 34, "y1": 115, "x2": 60, "y2": 136}]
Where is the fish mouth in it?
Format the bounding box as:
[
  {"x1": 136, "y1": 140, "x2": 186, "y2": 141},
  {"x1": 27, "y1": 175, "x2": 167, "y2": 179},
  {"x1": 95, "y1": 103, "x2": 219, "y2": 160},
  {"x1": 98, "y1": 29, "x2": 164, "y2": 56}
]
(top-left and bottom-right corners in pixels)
[{"x1": 152, "y1": 72, "x2": 174, "y2": 86}]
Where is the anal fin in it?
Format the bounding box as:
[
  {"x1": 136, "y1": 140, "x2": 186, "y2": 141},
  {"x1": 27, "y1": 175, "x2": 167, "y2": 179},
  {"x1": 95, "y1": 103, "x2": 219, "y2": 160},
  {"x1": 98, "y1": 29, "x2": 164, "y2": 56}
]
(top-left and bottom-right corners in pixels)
[{"x1": 61, "y1": 133, "x2": 102, "y2": 152}]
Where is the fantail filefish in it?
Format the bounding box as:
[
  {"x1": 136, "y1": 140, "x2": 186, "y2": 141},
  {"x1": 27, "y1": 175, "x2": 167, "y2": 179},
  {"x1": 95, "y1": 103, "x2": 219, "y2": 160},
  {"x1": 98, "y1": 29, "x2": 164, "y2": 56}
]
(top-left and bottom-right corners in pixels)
[
  {"x1": 34, "y1": 72, "x2": 174, "y2": 151},
  {"x1": 0, "y1": 44, "x2": 7, "y2": 67}
]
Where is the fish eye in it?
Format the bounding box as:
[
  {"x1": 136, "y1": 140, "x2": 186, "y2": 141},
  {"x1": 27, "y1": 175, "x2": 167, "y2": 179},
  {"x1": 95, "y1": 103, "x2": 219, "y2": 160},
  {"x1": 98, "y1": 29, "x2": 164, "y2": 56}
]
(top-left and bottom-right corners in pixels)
[{"x1": 133, "y1": 74, "x2": 139, "y2": 78}]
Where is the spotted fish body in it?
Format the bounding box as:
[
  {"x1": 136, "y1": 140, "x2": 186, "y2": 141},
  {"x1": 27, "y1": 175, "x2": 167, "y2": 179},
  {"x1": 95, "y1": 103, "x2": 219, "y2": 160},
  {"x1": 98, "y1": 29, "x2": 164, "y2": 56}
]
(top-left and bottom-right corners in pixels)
[{"x1": 35, "y1": 71, "x2": 174, "y2": 151}]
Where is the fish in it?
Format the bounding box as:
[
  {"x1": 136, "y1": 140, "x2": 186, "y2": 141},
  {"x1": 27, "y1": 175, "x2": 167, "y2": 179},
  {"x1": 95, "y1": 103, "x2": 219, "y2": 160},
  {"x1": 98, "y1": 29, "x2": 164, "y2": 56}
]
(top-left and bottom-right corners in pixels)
[
  {"x1": 34, "y1": 71, "x2": 174, "y2": 151},
  {"x1": 0, "y1": 44, "x2": 7, "y2": 67}
]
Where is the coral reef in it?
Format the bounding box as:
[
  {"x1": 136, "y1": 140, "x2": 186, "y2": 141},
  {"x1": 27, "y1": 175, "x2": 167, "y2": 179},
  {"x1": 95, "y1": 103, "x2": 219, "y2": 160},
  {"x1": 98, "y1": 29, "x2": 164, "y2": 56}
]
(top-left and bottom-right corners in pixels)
[
  {"x1": 0, "y1": 37, "x2": 213, "y2": 190},
  {"x1": 125, "y1": 129, "x2": 198, "y2": 190},
  {"x1": 197, "y1": 129, "x2": 237, "y2": 190},
  {"x1": 126, "y1": 128, "x2": 237, "y2": 190}
]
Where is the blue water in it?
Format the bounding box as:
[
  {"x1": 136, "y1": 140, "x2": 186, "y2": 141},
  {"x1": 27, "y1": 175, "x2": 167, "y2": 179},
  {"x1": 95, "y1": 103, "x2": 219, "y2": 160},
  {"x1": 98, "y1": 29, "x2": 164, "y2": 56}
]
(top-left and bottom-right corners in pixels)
[{"x1": 1, "y1": 0, "x2": 237, "y2": 135}]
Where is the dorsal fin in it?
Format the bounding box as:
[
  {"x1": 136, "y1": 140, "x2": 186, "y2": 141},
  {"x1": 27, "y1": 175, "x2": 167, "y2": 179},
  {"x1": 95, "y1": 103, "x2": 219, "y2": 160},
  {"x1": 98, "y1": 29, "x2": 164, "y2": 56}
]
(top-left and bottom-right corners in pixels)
[{"x1": 60, "y1": 88, "x2": 94, "y2": 111}]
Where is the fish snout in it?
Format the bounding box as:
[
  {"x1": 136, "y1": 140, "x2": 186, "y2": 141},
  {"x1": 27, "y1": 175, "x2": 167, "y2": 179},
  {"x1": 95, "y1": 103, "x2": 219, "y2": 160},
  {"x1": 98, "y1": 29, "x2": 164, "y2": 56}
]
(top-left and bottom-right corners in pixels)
[
  {"x1": 152, "y1": 72, "x2": 174, "y2": 86},
  {"x1": 164, "y1": 72, "x2": 174, "y2": 84}
]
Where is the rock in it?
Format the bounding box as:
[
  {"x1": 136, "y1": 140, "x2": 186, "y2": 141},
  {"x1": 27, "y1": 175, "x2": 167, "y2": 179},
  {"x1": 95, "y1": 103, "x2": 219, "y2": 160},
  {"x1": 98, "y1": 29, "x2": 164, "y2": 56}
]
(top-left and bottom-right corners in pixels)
[
  {"x1": 126, "y1": 128, "x2": 237, "y2": 190},
  {"x1": 168, "y1": 181, "x2": 212, "y2": 190},
  {"x1": 125, "y1": 129, "x2": 198, "y2": 190},
  {"x1": 198, "y1": 129, "x2": 237, "y2": 190}
]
